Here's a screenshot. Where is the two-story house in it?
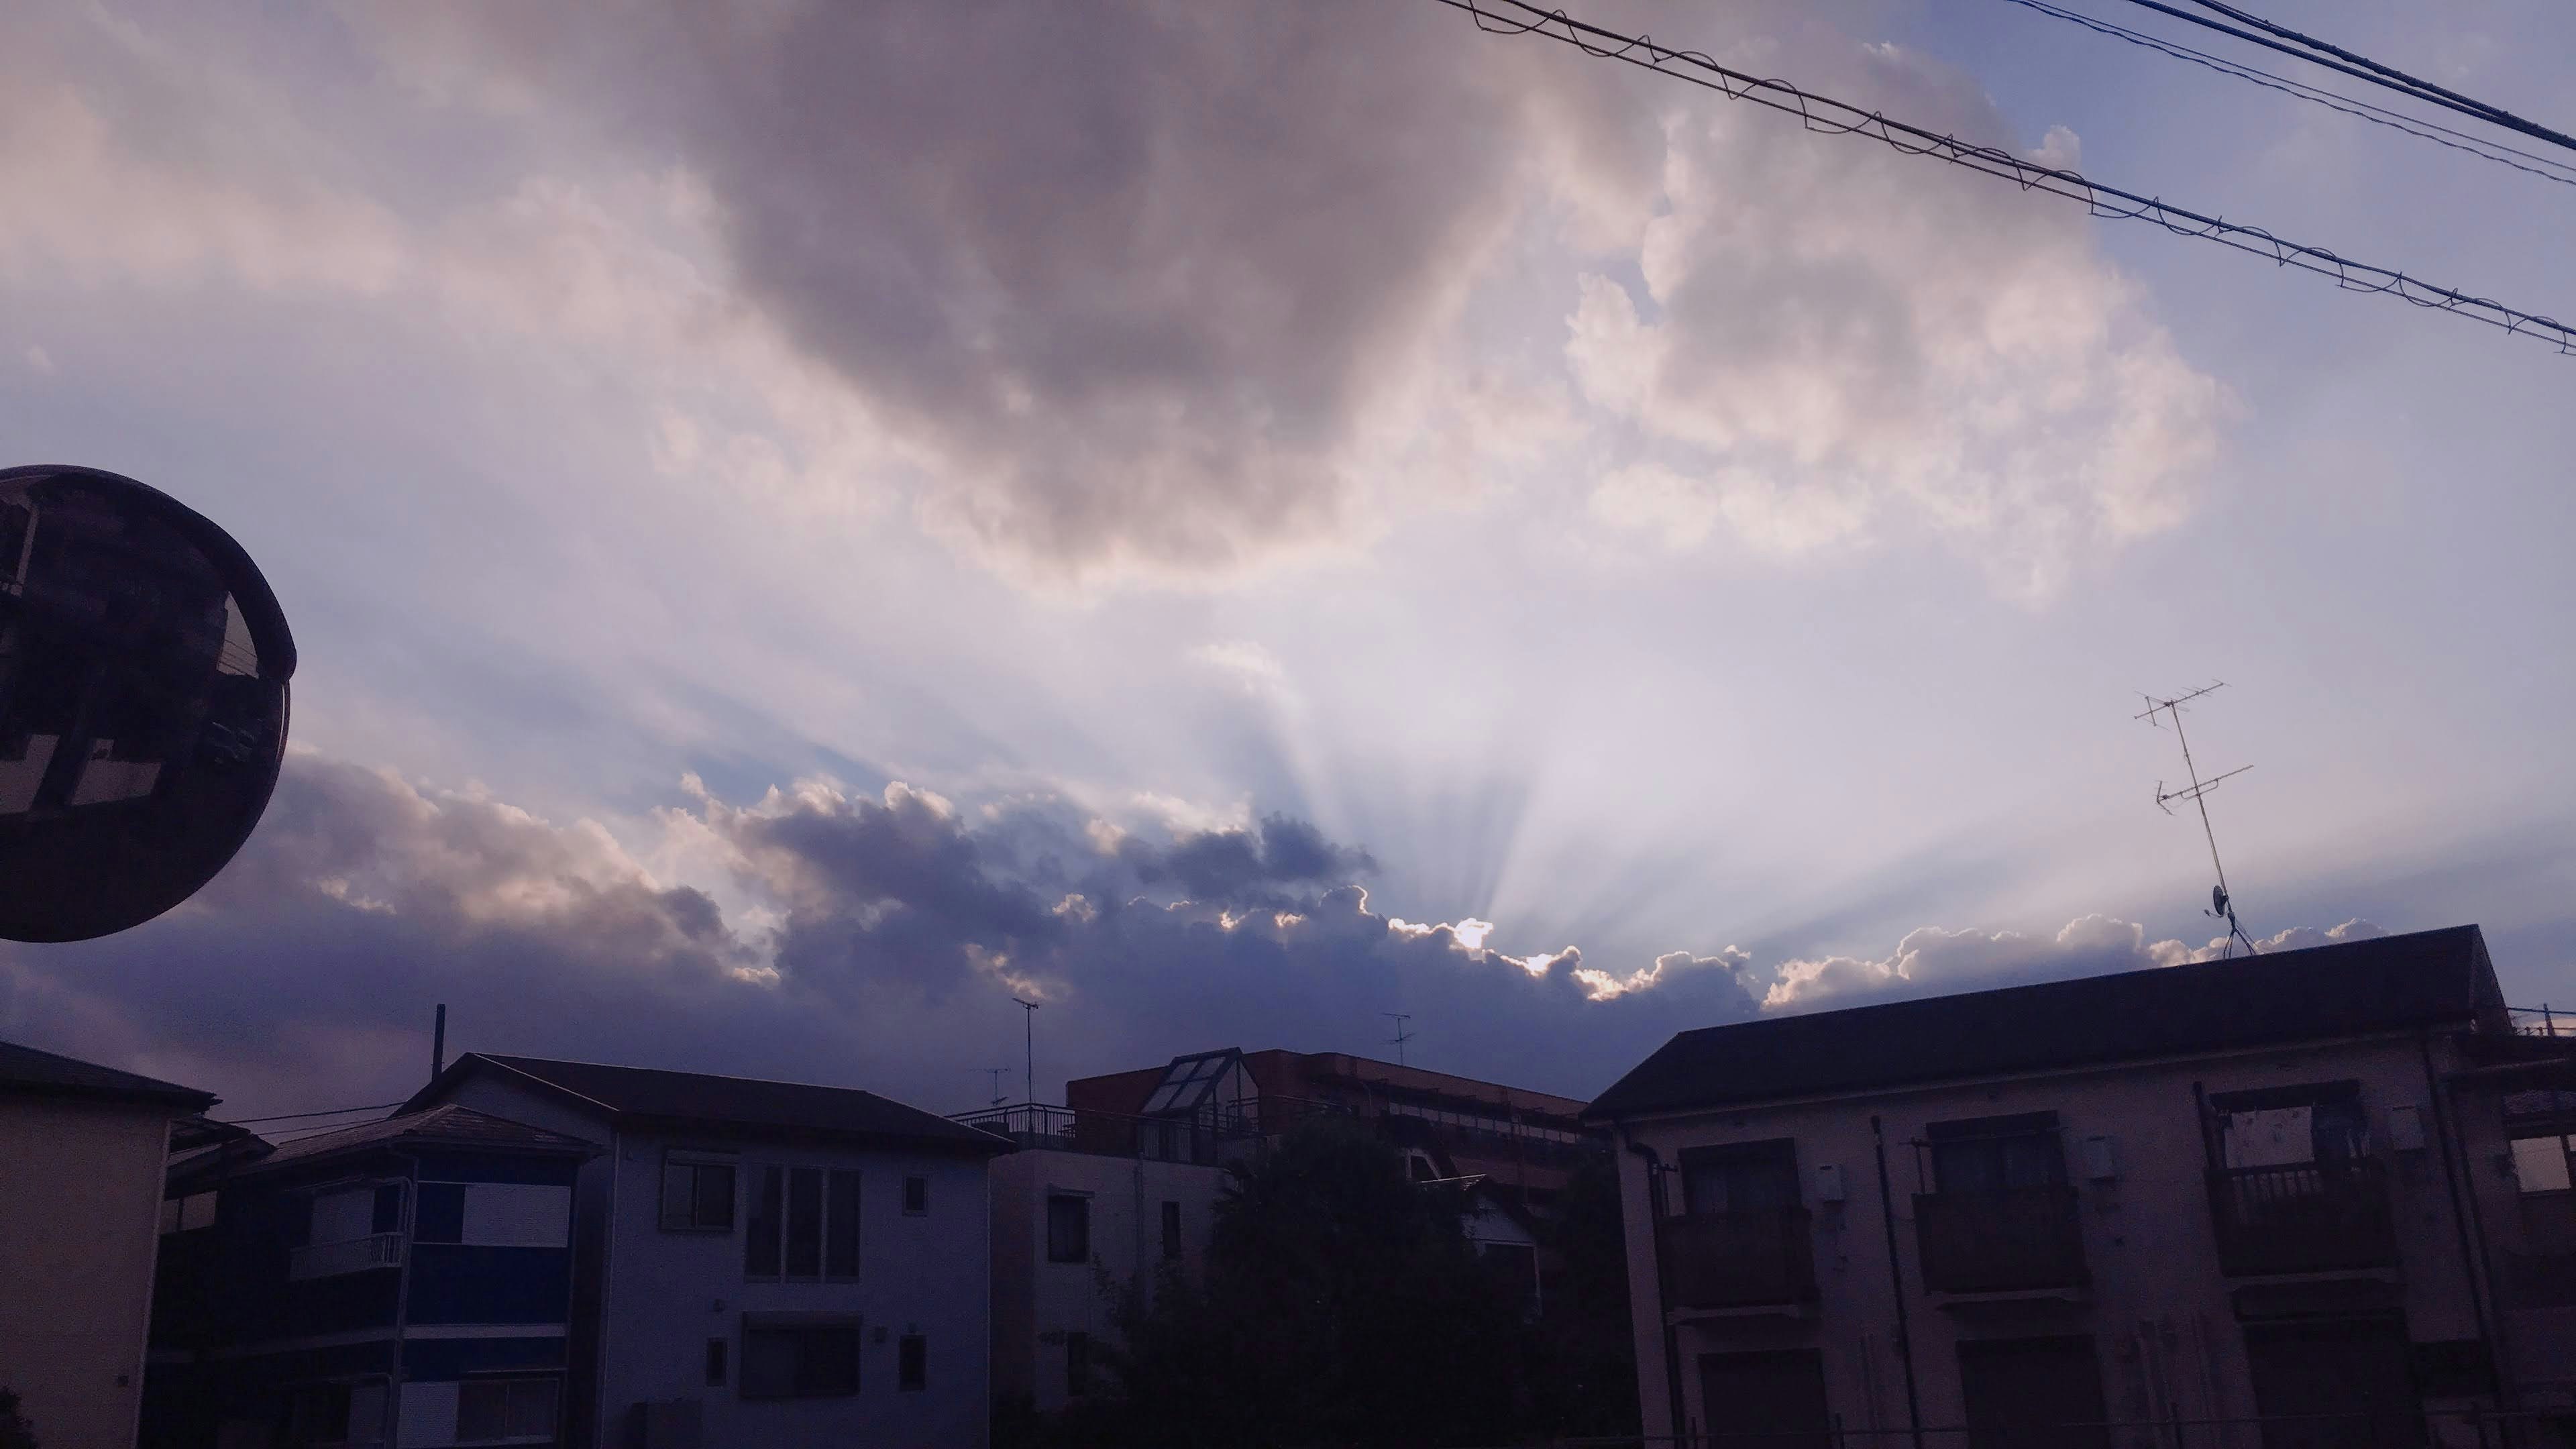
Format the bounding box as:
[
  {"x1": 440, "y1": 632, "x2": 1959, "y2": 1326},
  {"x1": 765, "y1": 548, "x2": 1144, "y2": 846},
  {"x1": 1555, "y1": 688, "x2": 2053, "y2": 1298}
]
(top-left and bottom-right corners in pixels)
[
  {"x1": 1589, "y1": 924, "x2": 2576, "y2": 1448},
  {"x1": 0, "y1": 1038, "x2": 215, "y2": 1449},
  {"x1": 142, "y1": 1102, "x2": 594, "y2": 1448},
  {"x1": 404, "y1": 1053, "x2": 1012, "y2": 1449}
]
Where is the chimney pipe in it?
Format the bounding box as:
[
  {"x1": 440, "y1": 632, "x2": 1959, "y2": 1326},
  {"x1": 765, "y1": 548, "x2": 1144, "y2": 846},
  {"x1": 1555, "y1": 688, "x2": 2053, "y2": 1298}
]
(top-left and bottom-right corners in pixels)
[{"x1": 431, "y1": 1003, "x2": 447, "y2": 1083}]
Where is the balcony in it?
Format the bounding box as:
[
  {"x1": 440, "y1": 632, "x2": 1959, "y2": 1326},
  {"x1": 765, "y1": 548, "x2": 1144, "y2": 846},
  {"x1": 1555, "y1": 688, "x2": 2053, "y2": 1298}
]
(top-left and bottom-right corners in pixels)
[
  {"x1": 1914, "y1": 1185, "x2": 2086, "y2": 1294},
  {"x1": 1661, "y1": 1208, "x2": 1817, "y2": 1310},
  {"x1": 288, "y1": 1231, "x2": 404, "y2": 1281},
  {"x1": 2205, "y1": 1160, "x2": 2396, "y2": 1277}
]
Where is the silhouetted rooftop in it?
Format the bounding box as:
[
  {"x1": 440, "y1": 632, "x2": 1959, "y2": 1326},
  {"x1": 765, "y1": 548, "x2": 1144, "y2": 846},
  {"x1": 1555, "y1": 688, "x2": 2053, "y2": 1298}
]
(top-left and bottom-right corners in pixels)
[
  {"x1": 1588, "y1": 924, "x2": 2499, "y2": 1120},
  {"x1": 0, "y1": 1036, "x2": 216, "y2": 1110}
]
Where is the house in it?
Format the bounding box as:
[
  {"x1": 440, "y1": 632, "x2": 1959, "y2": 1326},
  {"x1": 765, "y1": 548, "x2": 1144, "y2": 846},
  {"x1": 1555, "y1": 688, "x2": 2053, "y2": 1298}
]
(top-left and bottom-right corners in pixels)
[
  {"x1": 968, "y1": 1046, "x2": 1604, "y2": 1414},
  {"x1": 403, "y1": 1053, "x2": 1012, "y2": 1449},
  {"x1": 0, "y1": 1038, "x2": 215, "y2": 1449},
  {"x1": 142, "y1": 1104, "x2": 594, "y2": 1448},
  {"x1": 1587, "y1": 923, "x2": 2576, "y2": 1448}
]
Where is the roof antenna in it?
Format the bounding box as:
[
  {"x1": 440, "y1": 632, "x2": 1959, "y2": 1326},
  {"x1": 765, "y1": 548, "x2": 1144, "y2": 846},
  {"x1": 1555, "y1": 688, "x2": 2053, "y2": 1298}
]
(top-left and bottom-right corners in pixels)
[
  {"x1": 1383, "y1": 1012, "x2": 1415, "y2": 1067},
  {"x1": 1014, "y1": 998, "x2": 1041, "y2": 1106},
  {"x1": 977, "y1": 1066, "x2": 1010, "y2": 1109},
  {"x1": 2136, "y1": 682, "x2": 2261, "y2": 959}
]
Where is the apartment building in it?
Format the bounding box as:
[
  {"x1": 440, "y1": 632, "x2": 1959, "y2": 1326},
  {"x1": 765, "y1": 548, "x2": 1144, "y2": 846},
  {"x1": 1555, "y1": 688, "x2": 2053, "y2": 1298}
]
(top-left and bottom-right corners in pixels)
[
  {"x1": 405, "y1": 1053, "x2": 1010, "y2": 1449},
  {"x1": 1589, "y1": 924, "x2": 2576, "y2": 1448},
  {"x1": 969, "y1": 1045, "x2": 1599, "y2": 1413},
  {"x1": 142, "y1": 1104, "x2": 593, "y2": 1448}
]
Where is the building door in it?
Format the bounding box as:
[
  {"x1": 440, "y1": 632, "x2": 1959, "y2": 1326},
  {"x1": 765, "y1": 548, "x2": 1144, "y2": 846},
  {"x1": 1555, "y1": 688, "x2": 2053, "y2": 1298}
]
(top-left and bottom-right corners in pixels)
[
  {"x1": 1955, "y1": 1336, "x2": 2112, "y2": 1449},
  {"x1": 1697, "y1": 1348, "x2": 1831, "y2": 1449},
  {"x1": 2243, "y1": 1317, "x2": 2424, "y2": 1449}
]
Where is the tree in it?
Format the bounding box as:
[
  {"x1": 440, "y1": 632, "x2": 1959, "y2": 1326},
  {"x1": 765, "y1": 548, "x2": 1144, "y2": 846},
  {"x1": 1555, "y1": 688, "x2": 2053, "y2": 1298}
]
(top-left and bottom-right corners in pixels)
[
  {"x1": 1102, "y1": 1118, "x2": 1535, "y2": 1448},
  {"x1": 1528, "y1": 1154, "x2": 1640, "y2": 1438},
  {"x1": 0, "y1": 1388, "x2": 39, "y2": 1449}
]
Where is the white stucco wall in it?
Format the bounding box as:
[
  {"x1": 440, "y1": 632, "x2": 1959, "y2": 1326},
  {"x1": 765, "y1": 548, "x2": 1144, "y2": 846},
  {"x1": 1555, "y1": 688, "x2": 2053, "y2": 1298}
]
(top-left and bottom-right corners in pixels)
[
  {"x1": 430, "y1": 1072, "x2": 992, "y2": 1449},
  {"x1": 986, "y1": 1148, "x2": 1228, "y2": 1412},
  {"x1": 0, "y1": 1093, "x2": 180, "y2": 1449}
]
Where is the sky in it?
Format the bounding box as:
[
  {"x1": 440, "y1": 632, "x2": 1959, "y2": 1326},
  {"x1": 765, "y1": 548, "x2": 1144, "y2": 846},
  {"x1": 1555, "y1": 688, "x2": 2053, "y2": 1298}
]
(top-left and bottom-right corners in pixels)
[{"x1": 3, "y1": 0, "x2": 2571, "y2": 1120}]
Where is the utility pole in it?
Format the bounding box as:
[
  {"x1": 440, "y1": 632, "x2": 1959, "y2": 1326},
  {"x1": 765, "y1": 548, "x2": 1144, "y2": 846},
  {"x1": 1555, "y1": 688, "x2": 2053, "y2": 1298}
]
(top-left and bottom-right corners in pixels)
[
  {"x1": 2137, "y1": 683, "x2": 2260, "y2": 958},
  {"x1": 1014, "y1": 998, "x2": 1041, "y2": 1106},
  {"x1": 1383, "y1": 1012, "x2": 1415, "y2": 1067},
  {"x1": 430, "y1": 1003, "x2": 446, "y2": 1084}
]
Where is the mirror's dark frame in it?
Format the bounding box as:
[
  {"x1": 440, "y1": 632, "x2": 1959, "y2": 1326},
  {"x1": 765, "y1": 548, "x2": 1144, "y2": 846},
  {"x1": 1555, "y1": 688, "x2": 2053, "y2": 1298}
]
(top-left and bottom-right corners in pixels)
[{"x1": 0, "y1": 464, "x2": 297, "y2": 942}]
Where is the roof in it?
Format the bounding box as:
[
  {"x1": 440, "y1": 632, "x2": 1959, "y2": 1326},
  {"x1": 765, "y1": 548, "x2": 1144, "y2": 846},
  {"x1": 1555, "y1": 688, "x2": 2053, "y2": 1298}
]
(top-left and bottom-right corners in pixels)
[
  {"x1": 258, "y1": 1103, "x2": 595, "y2": 1168},
  {"x1": 407, "y1": 1053, "x2": 1010, "y2": 1157},
  {"x1": 1588, "y1": 924, "x2": 2501, "y2": 1120},
  {"x1": 0, "y1": 1037, "x2": 217, "y2": 1111}
]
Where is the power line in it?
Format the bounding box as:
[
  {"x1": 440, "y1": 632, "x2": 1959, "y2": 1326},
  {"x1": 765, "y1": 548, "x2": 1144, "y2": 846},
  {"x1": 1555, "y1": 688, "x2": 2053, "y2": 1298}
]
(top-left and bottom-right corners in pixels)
[
  {"x1": 216, "y1": 1101, "x2": 405, "y2": 1126},
  {"x1": 1995, "y1": 0, "x2": 2576, "y2": 189},
  {"x1": 2110, "y1": 0, "x2": 2576, "y2": 158},
  {"x1": 1436, "y1": 0, "x2": 2575, "y2": 356}
]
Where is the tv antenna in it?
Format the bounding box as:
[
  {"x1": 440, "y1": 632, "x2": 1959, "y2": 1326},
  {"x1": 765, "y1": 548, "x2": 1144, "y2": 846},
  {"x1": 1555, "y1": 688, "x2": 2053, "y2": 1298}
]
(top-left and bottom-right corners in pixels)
[
  {"x1": 1383, "y1": 1012, "x2": 1416, "y2": 1067},
  {"x1": 1014, "y1": 998, "x2": 1042, "y2": 1106},
  {"x1": 2136, "y1": 682, "x2": 2260, "y2": 959},
  {"x1": 977, "y1": 1066, "x2": 1011, "y2": 1108}
]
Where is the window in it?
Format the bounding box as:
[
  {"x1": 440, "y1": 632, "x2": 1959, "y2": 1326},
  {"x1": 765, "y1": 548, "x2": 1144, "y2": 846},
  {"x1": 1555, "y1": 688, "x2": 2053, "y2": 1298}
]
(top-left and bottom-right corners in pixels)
[
  {"x1": 1929, "y1": 1113, "x2": 2065, "y2": 1193},
  {"x1": 705, "y1": 1338, "x2": 728, "y2": 1388},
  {"x1": 786, "y1": 1167, "x2": 823, "y2": 1275},
  {"x1": 2516, "y1": 1136, "x2": 2573, "y2": 1193},
  {"x1": 1047, "y1": 1194, "x2": 1091, "y2": 1264},
  {"x1": 741, "y1": 1320, "x2": 861, "y2": 1399},
  {"x1": 1679, "y1": 1140, "x2": 1800, "y2": 1215},
  {"x1": 745, "y1": 1165, "x2": 860, "y2": 1281},
  {"x1": 2212, "y1": 1082, "x2": 2368, "y2": 1168},
  {"x1": 285, "y1": 1379, "x2": 387, "y2": 1447},
  {"x1": 159, "y1": 1190, "x2": 219, "y2": 1234},
  {"x1": 415, "y1": 1183, "x2": 466, "y2": 1244},
  {"x1": 661, "y1": 1155, "x2": 737, "y2": 1232},
  {"x1": 898, "y1": 1334, "x2": 927, "y2": 1391},
  {"x1": 1066, "y1": 1330, "x2": 1091, "y2": 1397},
  {"x1": 904, "y1": 1175, "x2": 930, "y2": 1216},
  {"x1": 370, "y1": 1184, "x2": 405, "y2": 1234},
  {"x1": 826, "y1": 1169, "x2": 861, "y2": 1279},
  {"x1": 1161, "y1": 1200, "x2": 1183, "y2": 1262},
  {"x1": 747, "y1": 1167, "x2": 782, "y2": 1277},
  {"x1": 455, "y1": 1375, "x2": 560, "y2": 1444}
]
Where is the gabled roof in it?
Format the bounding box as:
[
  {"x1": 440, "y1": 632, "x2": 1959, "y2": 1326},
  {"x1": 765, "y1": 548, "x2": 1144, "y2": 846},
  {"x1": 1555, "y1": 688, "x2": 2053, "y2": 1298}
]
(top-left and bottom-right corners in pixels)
[
  {"x1": 260, "y1": 1103, "x2": 594, "y2": 1167},
  {"x1": 1589, "y1": 924, "x2": 2501, "y2": 1120},
  {"x1": 167, "y1": 1104, "x2": 591, "y2": 1192},
  {"x1": 406, "y1": 1053, "x2": 1010, "y2": 1157},
  {"x1": 0, "y1": 1037, "x2": 216, "y2": 1111}
]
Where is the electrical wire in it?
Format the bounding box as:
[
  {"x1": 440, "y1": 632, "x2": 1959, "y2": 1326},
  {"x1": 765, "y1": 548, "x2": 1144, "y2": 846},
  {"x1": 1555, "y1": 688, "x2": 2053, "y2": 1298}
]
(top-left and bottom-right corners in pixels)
[
  {"x1": 1436, "y1": 0, "x2": 2575, "y2": 357},
  {"x1": 1996, "y1": 0, "x2": 2576, "y2": 190},
  {"x1": 217, "y1": 1101, "x2": 404, "y2": 1126},
  {"x1": 2111, "y1": 0, "x2": 2576, "y2": 158}
]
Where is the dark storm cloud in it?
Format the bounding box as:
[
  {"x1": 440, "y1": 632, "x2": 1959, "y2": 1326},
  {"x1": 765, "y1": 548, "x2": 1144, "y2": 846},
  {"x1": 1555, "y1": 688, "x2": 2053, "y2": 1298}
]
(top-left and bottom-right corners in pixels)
[
  {"x1": 0, "y1": 756, "x2": 1755, "y2": 1114},
  {"x1": 374, "y1": 0, "x2": 1642, "y2": 578}
]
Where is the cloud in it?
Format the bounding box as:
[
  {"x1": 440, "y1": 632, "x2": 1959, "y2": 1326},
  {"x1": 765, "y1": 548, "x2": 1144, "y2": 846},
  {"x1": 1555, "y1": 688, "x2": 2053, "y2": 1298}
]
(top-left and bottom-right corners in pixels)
[
  {"x1": 0, "y1": 755, "x2": 1734, "y2": 1112},
  {"x1": 1760, "y1": 913, "x2": 2389, "y2": 1010},
  {"x1": 1567, "y1": 50, "x2": 2231, "y2": 596}
]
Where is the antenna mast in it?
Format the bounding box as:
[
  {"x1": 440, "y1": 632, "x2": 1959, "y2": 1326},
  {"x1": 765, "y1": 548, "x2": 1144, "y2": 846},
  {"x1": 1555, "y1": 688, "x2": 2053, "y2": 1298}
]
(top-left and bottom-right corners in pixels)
[
  {"x1": 1383, "y1": 1012, "x2": 1416, "y2": 1067},
  {"x1": 979, "y1": 1067, "x2": 1010, "y2": 1109},
  {"x1": 1014, "y1": 998, "x2": 1041, "y2": 1106},
  {"x1": 2136, "y1": 682, "x2": 2260, "y2": 958}
]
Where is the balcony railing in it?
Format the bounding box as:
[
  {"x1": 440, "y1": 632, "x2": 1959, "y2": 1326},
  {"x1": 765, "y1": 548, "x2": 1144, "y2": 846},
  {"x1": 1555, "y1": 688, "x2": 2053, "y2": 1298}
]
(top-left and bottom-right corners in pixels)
[
  {"x1": 288, "y1": 1231, "x2": 404, "y2": 1281},
  {"x1": 1661, "y1": 1208, "x2": 1817, "y2": 1309},
  {"x1": 1914, "y1": 1185, "x2": 2087, "y2": 1293},
  {"x1": 2205, "y1": 1159, "x2": 2397, "y2": 1277}
]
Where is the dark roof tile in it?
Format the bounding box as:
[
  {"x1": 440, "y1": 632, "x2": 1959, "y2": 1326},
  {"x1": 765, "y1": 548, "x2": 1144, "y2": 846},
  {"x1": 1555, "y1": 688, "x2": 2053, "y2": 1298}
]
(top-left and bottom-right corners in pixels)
[
  {"x1": 412, "y1": 1054, "x2": 1008, "y2": 1155},
  {"x1": 1587, "y1": 924, "x2": 2499, "y2": 1120}
]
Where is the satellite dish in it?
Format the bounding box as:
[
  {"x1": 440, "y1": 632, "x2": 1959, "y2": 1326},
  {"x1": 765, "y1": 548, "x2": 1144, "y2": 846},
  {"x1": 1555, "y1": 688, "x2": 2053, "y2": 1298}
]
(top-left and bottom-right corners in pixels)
[
  {"x1": 0, "y1": 465, "x2": 294, "y2": 942},
  {"x1": 2211, "y1": 884, "x2": 2231, "y2": 918}
]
